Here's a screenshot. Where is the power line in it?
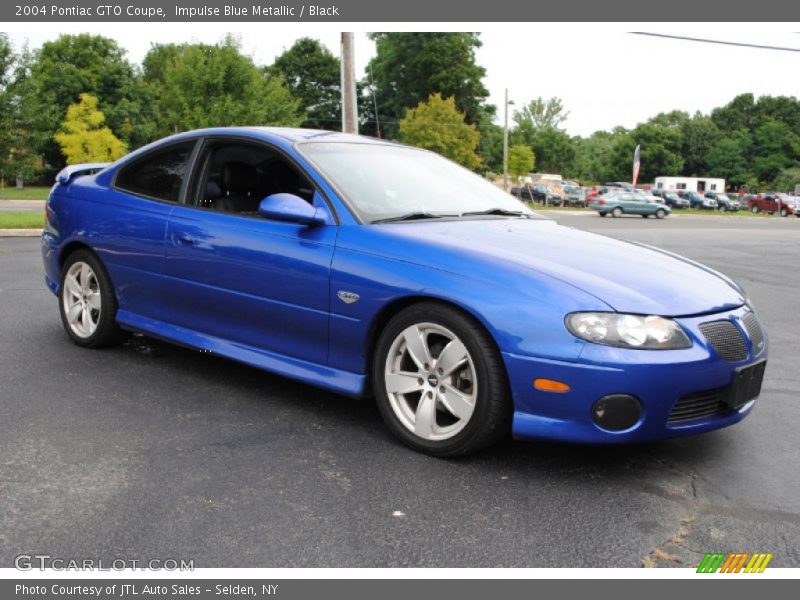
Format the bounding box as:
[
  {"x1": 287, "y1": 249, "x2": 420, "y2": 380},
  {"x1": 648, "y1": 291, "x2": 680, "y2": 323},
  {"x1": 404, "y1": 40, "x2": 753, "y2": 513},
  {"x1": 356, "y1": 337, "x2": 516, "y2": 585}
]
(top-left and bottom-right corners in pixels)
[{"x1": 631, "y1": 32, "x2": 800, "y2": 53}]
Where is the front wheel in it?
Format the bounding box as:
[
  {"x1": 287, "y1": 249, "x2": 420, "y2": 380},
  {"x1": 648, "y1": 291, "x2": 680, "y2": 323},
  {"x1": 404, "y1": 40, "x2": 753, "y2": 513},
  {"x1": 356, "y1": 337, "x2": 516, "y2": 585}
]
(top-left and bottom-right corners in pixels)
[
  {"x1": 719, "y1": 206, "x2": 727, "y2": 213},
  {"x1": 59, "y1": 249, "x2": 126, "y2": 348},
  {"x1": 373, "y1": 303, "x2": 512, "y2": 457},
  {"x1": 655, "y1": 209, "x2": 666, "y2": 219},
  {"x1": 611, "y1": 207, "x2": 623, "y2": 218},
  {"x1": 780, "y1": 208, "x2": 788, "y2": 217},
  {"x1": 751, "y1": 205, "x2": 760, "y2": 213}
]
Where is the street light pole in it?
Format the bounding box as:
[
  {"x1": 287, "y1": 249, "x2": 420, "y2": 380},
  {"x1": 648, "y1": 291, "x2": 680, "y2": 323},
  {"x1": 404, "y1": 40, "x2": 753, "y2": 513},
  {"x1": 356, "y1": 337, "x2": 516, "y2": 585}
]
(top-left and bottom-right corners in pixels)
[{"x1": 503, "y1": 88, "x2": 510, "y2": 192}]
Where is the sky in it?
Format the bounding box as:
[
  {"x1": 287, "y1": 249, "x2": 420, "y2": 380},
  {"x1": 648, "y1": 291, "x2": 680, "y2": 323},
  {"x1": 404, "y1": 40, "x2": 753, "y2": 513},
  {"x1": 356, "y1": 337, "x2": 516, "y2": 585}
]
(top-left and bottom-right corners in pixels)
[{"x1": 5, "y1": 24, "x2": 800, "y2": 137}]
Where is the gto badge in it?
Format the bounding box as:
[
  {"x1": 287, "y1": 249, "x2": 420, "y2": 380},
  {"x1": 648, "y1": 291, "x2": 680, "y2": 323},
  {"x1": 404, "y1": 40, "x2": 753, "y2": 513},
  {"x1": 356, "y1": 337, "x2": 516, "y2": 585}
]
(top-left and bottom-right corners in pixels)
[{"x1": 337, "y1": 291, "x2": 360, "y2": 304}]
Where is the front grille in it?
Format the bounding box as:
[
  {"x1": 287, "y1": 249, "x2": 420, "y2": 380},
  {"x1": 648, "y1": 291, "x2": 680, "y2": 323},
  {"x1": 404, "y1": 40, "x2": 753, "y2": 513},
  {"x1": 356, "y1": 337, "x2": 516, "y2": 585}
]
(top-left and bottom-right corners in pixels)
[
  {"x1": 742, "y1": 312, "x2": 765, "y2": 353},
  {"x1": 668, "y1": 388, "x2": 730, "y2": 423},
  {"x1": 699, "y1": 320, "x2": 747, "y2": 361}
]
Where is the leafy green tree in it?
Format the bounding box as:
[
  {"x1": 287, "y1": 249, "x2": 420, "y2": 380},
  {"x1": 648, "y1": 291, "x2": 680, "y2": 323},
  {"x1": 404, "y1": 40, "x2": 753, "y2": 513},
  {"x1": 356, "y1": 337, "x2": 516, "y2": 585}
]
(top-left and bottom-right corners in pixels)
[
  {"x1": 507, "y1": 144, "x2": 535, "y2": 179},
  {"x1": 529, "y1": 128, "x2": 575, "y2": 175},
  {"x1": 773, "y1": 166, "x2": 800, "y2": 192},
  {"x1": 143, "y1": 37, "x2": 302, "y2": 137},
  {"x1": 54, "y1": 93, "x2": 127, "y2": 164},
  {"x1": 23, "y1": 34, "x2": 151, "y2": 165},
  {"x1": 706, "y1": 131, "x2": 751, "y2": 187},
  {"x1": 711, "y1": 93, "x2": 757, "y2": 134},
  {"x1": 572, "y1": 131, "x2": 616, "y2": 183},
  {"x1": 476, "y1": 118, "x2": 503, "y2": 173},
  {"x1": 364, "y1": 33, "x2": 492, "y2": 138},
  {"x1": 680, "y1": 114, "x2": 720, "y2": 176},
  {"x1": 399, "y1": 93, "x2": 482, "y2": 170},
  {"x1": 751, "y1": 119, "x2": 800, "y2": 182},
  {"x1": 513, "y1": 97, "x2": 569, "y2": 138},
  {"x1": 270, "y1": 38, "x2": 340, "y2": 130}
]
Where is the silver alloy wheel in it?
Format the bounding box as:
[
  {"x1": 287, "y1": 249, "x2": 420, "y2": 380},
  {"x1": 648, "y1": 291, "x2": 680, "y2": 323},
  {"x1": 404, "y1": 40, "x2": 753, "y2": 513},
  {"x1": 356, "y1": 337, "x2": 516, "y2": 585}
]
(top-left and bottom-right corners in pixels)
[
  {"x1": 62, "y1": 261, "x2": 101, "y2": 338},
  {"x1": 384, "y1": 322, "x2": 477, "y2": 441}
]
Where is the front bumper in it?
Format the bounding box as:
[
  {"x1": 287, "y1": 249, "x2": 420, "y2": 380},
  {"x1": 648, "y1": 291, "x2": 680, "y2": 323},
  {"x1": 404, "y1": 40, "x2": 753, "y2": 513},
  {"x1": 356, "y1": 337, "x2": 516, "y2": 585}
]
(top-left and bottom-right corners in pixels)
[{"x1": 504, "y1": 305, "x2": 767, "y2": 443}]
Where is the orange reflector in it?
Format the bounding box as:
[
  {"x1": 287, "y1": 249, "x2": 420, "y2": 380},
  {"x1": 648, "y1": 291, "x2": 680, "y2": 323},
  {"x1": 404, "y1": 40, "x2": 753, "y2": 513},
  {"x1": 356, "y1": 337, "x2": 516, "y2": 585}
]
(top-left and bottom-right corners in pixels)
[{"x1": 534, "y1": 378, "x2": 571, "y2": 393}]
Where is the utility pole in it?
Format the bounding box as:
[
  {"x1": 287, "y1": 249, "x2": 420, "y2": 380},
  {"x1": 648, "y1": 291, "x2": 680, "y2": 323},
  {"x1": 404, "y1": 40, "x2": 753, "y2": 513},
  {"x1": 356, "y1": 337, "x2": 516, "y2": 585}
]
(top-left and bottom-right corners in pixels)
[
  {"x1": 503, "y1": 88, "x2": 511, "y2": 192},
  {"x1": 341, "y1": 33, "x2": 358, "y2": 134}
]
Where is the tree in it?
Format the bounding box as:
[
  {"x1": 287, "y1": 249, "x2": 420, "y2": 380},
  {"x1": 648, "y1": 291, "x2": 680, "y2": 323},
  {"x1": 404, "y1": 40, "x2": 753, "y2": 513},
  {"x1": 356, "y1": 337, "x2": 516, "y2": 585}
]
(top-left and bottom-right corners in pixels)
[
  {"x1": 270, "y1": 38, "x2": 340, "y2": 130},
  {"x1": 507, "y1": 144, "x2": 535, "y2": 179},
  {"x1": 680, "y1": 114, "x2": 720, "y2": 176},
  {"x1": 773, "y1": 166, "x2": 800, "y2": 192},
  {"x1": 143, "y1": 37, "x2": 302, "y2": 138},
  {"x1": 711, "y1": 93, "x2": 757, "y2": 134},
  {"x1": 706, "y1": 132, "x2": 751, "y2": 187},
  {"x1": 23, "y1": 34, "x2": 150, "y2": 166},
  {"x1": 364, "y1": 33, "x2": 492, "y2": 138},
  {"x1": 751, "y1": 119, "x2": 800, "y2": 183},
  {"x1": 399, "y1": 93, "x2": 482, "y2": 170},
  {"x1": 54, "y1": 93, "x2": 127, "y2": 164},
  {"x1": 513, "y1": 97, "x2": 569, "y2": 137},
  {"x1": 572, "y1": 131, "x2": 616, "y2": 183}
]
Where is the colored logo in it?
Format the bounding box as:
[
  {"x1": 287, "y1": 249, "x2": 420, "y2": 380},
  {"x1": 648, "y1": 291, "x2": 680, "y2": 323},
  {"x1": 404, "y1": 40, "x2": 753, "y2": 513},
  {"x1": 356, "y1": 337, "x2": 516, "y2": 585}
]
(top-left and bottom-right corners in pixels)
[{"x1": 697, "y1": 552, "x2": 773, "y2": 573}]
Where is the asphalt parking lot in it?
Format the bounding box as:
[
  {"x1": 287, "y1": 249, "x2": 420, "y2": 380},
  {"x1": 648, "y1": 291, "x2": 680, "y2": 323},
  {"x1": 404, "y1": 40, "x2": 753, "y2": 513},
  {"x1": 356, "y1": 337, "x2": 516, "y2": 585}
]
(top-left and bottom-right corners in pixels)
[{"x1": 1, "y1": 213, "x2": 798, "y2": 568}]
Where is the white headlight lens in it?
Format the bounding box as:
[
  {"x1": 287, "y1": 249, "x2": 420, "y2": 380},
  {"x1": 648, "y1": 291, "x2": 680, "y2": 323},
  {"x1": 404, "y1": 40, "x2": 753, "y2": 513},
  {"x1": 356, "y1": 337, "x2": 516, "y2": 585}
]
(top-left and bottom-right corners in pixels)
[{"x1": 566, "y1": 313, "x2": 692, "y2": 350}]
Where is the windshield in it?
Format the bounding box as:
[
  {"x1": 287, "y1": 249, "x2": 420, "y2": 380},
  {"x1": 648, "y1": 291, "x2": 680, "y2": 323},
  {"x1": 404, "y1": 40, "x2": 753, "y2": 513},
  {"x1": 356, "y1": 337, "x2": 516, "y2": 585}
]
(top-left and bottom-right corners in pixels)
[
  {"x1": 717, "y1": 194, "x2": 731, "y2": 201},
  {"x1": 298, "y1": 142, "x2": 535, "y2": 223}
]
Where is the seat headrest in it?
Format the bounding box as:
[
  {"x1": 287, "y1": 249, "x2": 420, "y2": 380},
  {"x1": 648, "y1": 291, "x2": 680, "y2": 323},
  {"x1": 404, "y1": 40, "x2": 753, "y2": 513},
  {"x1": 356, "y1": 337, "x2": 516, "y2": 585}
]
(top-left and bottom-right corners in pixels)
[
  {"x1": 222, "y1": 162, "x2": 260, "y2": 194},
  {"x1": 205, "y1": 180, "x2": 222, "y2": 200}
]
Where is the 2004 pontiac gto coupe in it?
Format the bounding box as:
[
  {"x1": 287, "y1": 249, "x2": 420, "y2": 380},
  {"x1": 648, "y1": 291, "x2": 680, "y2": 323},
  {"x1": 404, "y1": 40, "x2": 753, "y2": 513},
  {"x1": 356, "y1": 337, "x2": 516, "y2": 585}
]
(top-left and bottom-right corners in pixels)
[{"x1": 42, "y1": 128, "x2": 768, "y2": 456}]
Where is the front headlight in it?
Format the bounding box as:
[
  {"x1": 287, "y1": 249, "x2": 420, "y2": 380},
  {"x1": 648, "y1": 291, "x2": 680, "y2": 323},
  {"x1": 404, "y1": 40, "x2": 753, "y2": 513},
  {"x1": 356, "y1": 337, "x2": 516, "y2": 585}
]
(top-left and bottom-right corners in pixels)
[{"x1": 565, "y1": 312, "x2": 692, "y2": 350}]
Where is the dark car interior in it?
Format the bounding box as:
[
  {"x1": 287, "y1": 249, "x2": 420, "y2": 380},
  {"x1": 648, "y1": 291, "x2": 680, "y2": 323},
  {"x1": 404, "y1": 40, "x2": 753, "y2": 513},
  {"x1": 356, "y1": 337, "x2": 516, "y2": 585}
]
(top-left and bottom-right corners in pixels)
[{"x1": 193, "y1": 142, "x2": 316, "y2": 215}]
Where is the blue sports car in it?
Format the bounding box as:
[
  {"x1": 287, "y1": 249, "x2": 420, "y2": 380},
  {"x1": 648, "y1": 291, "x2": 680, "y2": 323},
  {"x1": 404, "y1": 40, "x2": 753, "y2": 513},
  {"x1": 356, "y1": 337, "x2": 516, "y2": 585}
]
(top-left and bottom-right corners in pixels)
[{"x1": 42, "y1": 128, "x2": 768, "y2": 456}]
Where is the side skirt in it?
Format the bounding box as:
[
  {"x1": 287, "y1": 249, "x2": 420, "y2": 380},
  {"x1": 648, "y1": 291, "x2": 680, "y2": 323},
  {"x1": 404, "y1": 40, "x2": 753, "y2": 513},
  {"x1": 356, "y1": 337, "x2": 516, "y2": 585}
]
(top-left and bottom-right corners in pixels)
[{"x1": 116, "y1": 310, "x2": 368, "y2": 398}]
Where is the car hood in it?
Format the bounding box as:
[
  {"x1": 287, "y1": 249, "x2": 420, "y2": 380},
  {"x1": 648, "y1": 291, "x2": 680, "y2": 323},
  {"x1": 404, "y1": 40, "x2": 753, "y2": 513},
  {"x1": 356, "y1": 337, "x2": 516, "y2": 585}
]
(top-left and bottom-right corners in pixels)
[{"x1": 355, "y1": 218, "x2": 745, "y2": 317}]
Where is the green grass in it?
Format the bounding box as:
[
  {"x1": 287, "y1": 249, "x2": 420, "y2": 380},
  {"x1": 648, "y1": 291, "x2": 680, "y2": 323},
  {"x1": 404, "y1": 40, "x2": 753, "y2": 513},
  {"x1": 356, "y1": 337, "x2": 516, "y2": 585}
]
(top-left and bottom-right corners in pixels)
[
  {"x1": 0, "y1": 211, "x2": 45, "y2": 229},
  {"x1": 0, "y1": 186, "x2": 51, "y2": 201}
]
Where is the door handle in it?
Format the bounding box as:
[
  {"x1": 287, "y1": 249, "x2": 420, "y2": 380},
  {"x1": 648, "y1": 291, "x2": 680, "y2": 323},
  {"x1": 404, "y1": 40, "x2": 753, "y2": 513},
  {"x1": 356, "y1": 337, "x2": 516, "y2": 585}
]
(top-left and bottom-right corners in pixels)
[{"x1": 176, "y1": 234, "x2": 195, "y2": 245}]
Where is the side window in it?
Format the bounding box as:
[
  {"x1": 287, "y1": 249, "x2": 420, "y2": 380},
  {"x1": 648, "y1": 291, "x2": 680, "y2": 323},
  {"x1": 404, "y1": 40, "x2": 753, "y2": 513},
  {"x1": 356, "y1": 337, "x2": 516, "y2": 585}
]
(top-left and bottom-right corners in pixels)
[
  {"x1": 191, "y1": 142, "x2": 316, "y2": 216},
  {"x1": 115, "y1": 142, "x2": 195, "y2": 202}
]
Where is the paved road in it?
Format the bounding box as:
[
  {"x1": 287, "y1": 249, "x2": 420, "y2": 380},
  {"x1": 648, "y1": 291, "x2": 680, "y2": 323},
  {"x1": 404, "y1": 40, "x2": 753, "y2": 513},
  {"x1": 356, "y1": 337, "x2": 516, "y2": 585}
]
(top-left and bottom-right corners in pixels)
[{"x1": 1, "y1": 215, "x2": 798, "y2": 568}]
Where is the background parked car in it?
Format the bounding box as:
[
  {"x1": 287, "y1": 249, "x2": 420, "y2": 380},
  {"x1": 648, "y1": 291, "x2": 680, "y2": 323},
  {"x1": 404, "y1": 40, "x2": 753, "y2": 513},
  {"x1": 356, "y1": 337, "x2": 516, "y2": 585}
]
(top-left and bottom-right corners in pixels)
[
  {"x1": 747, "y1": 193, "x2": 796, "y2": 216},
  {"x1": 563, "y1": 185, "x2": 587, "y2": 207},
  {"x1": 685, "y1": 191, "x2": 717, "y2": 210},
  {"x1": 589, "y1": 191, "x2": 670, "y2": 218},
  {"x1": 510, "y1": 184, "x2": 563, "y2": 206},
  {"x1": 651, "y1": 189, "x2": 690, "y2": 208},
  {"x1": 705, "y1": 191, "x2": 741, "y2": 212}
]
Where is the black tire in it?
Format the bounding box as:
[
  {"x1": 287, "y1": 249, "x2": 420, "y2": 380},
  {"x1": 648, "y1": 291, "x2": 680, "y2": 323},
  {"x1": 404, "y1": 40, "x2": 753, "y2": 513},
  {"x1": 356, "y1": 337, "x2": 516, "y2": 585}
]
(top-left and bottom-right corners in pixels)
[
  {"x1": 780, "y1": 208, "x2": 788, "y2": 217},
  {"x1": 641, "y1": 214, "x2": 649, "y2": 218},
  {"x1": 372, "y1": 302, "x2": 512, "y2": 457},
  {"x1": 751, "y1": 205, "x2": 760, "y2": 214},
  {"x1": 719, "y1": 206, "x2": 726, "y2": 213},
  {"x1": 655, "y1": 209, "x2": 666, "y2": 219},
  {"x1": 599, "y1": 212, "x2": 607, "y2": 217},
  {"x1": 59, "y1": 249, "x2": 127, "y2": 348},
  {"x1": 611, "y1": 207, "x2": 623, "y2": 218}
]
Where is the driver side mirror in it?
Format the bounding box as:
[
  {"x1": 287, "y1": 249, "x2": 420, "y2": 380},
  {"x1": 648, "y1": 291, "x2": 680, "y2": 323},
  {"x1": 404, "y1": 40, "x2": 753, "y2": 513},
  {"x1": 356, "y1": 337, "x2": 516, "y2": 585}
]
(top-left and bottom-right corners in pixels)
[{"x1": 258, "y1": 193, "x2": 326, "y2": 226}]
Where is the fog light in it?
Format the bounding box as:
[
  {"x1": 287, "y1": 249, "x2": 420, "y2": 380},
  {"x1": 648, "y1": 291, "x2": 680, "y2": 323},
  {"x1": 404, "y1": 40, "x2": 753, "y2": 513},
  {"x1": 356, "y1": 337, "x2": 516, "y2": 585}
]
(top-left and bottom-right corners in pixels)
[{"x1": 591, "y1": 394, "x2": 642, "y2": 431}]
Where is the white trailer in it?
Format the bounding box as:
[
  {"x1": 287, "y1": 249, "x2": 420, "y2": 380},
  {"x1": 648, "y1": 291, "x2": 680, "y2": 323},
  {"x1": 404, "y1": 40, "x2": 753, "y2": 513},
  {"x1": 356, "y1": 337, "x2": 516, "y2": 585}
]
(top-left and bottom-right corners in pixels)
[{"x1": 654, "y1": 176, "x2": 726, "y2": 193}]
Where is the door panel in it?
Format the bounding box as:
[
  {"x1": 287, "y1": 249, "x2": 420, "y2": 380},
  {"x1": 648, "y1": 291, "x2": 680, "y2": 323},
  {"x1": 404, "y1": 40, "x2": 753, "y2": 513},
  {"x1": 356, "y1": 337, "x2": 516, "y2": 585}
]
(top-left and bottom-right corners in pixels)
[{"x1": 163, "y1": 197, "x2": 336, "y2": 364}]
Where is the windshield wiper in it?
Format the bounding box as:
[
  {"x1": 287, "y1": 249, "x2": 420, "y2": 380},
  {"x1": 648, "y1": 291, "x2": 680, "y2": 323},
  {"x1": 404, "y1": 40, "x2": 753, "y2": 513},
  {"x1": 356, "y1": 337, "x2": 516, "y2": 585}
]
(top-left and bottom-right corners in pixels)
[
  {"x1": 371, "y1": 212, "x2": 456, "y2": 224},
  {"x1": 460, "y1": 208, "x2": 530, "y2": 218}
]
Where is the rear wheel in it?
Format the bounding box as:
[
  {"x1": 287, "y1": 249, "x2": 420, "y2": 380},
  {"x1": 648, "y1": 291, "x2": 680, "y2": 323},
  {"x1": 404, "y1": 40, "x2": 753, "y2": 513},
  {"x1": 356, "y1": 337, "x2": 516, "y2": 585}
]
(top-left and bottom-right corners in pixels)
[
  {"x1": 751, "y1": 205, "x2": 760, "y2": 214},
  {"x1": 611, "y1": 207, "x2": 623, "y2": 218},
  {"x1": 59, "y1": 250, "x2": 126, "y2": 348},
  {"x1": 641, "y1": 214, "x2": 649, "y2": 218},
  {"x1": 719, "y1": 206, "x2": 727, "y2": 213},
  {"x1": 780, "y1": 208, "x2": 788, "y2": 217},
  {"x1": 599, "y1": 212, "x2": 607, "y2": 217},
  {"x1": 373, "y1": 303, "x2": 512, "y2": 457}
]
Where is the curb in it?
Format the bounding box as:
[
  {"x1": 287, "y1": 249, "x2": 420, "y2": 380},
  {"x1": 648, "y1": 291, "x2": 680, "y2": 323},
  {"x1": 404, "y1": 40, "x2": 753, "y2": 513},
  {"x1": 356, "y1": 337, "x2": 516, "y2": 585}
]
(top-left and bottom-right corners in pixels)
[{"x1": 0, "y1": 229, "x2": 43, "y2": 237}]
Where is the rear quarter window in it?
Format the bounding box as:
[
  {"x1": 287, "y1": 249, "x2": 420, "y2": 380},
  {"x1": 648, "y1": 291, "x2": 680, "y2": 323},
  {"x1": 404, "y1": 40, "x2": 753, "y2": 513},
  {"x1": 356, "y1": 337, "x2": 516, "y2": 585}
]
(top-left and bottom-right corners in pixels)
[{"x1": 115, "y1": 141, "x2": 196, "y2": 202}]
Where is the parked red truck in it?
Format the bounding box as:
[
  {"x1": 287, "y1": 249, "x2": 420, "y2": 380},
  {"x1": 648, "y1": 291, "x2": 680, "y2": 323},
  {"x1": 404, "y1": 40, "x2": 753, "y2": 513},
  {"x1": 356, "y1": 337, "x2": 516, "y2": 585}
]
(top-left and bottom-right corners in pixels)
[{"x1": 746, "y1": 193, "x2": 797, "y2": 217}]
